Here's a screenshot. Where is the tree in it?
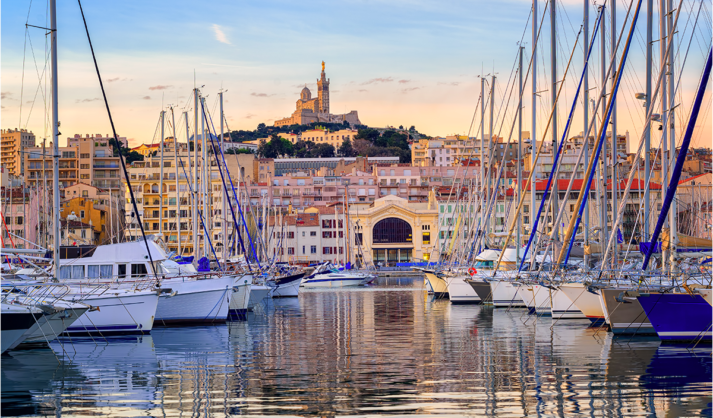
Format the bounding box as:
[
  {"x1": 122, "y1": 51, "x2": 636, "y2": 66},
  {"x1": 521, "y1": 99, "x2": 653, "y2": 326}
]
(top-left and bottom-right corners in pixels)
[
  {"x1": 338, "y1": 138, "x2": 356, "y2": 157},
  {"x1": 354, "y1": 128, "x2": 380, "y2": 143},
  {"x1": 258, "y1": 135, "x2": 294, "y2": 158},
  {"x1": 257, "y1": 123, "x2": 266, "y2": 131},
  {"x1": 225, "y1": 147, "x2": 254, "y2": 155},
  {"x1": 398, "y1": 125, "x2": 404, "y2": 130},
  {"x1": 409, "y1": 125, "x2": 416, "y2": 132},
  {"x1": 310, "y1": 143, "x2": 335, "y2": 158},
  {"x1": 125, "y1": 150, "x2": 143, "y2": 164}
]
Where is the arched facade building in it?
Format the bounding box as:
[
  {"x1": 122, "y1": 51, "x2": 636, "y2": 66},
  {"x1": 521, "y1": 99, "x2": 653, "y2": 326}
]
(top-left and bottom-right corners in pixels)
[{"x1": 348, "y1": 194, "x2": 439, "y2": 266}]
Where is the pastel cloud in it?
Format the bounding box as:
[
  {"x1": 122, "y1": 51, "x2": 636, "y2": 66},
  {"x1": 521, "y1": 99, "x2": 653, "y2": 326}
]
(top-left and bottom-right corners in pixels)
[{"x1": 212, "y1": 24, "x2": 231, "y2": 45}]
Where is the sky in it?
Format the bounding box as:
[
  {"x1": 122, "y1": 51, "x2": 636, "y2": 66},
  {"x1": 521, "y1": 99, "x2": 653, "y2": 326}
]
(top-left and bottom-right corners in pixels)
[{"x1": 1, "y1": 0, "x2": 711, "y2": 151}]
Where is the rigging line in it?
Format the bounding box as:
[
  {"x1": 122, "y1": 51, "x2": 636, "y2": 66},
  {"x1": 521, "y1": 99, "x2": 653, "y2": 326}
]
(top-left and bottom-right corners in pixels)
[
  {"x1": 673, "y1": 0, "x2": 710, "y2": 135},
  {"x1": 476, "y1": 1, "x2": 565, "y2": 256},
  {"x1": 22, "y1": 32, "x2": 52, "y2": 129},
  {"x1": 20, "y1": 27, "x2": 29, "y2": 128},
  {"x1": 76, "y1": 0, "x2": 159, "y2": 280},
  {"x1": 437, "y1": 5, "x2": 538, "y2": 256},
  {"x1": 598, "y1": 0, "x2": 689, "y2": 268}
]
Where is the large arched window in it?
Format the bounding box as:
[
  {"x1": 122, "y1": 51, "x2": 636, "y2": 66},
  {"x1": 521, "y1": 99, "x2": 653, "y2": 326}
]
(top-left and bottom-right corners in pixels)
[{"x1": 373, "y1": 218, "x2": 412, "y2": 243}]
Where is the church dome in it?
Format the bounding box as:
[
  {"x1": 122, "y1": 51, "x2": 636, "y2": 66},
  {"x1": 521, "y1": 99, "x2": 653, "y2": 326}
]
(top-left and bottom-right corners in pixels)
[{"x1": 300, "y1": 86, "x2": 312, "y2": 101}]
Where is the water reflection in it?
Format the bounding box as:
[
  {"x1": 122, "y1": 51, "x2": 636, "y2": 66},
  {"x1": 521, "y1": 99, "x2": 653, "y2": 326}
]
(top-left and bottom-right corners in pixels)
[{"x1": 2, "y1": 277, "x2": 710, "y2": 416}]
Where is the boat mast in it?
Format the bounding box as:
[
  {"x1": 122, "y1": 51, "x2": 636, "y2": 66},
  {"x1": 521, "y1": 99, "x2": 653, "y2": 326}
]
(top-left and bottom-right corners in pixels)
[
  {"x1": 489, "y1": 75, "x2": 495, "y2": 242},
  {"x1": 530, "y1": 0, "x2": 538, "y2": 269},
  {"x1": 644, "y1": 0, "x2": 652, "y2": 247},
  {"x1": 517, "y1": 46, "x2": 523, "y2": 262},
  {"x1": 201, "y1": 97, "x2": 209, "y2": 259},
  {"x1": 220, "y1": 91, "x2": 227, "y2": 261},
  {"x1": 50, "y1": 0, "x2": 60, "y2": 279},
  {"x1": 667, "y1": 0, "x2": 676, "y2": 272},
  {"x1": 42, "y1": 138, "x2": 47, "y2": 248},
  {"x1": 184, "y1": 111, "x2": 191, "y2": 256},
  {"x1": 583, "y1": 0, "x2": 590, "y2": 269},
  {"x1": 192, "y1": 90, "x2": 199, "y2": 259},
  {"x1": 171, "y1": 107, "x2": 181, "y2": 256},
  {"x1": 599, "y1": 6, "x2": 608, "y2": 270},
  {"x1": 480, "y1": 76, "x2": 485, "y2": 254},
  {"x1": 659, "y1": 0, "x2": 668, "y2": 272},
  {"x1": 550, "y1": 0, "x2": 559, "y2": 251},
  {"x1": 159, "y1": 110, "x2": 165, "y2": 238},
  {"x1": 611, "y1": 0, "x2": 618, "y2": 268}
]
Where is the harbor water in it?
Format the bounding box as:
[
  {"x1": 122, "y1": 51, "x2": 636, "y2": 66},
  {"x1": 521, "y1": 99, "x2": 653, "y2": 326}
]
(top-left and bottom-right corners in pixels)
[{"x1": 2, "y1": 277, "x2": 711, "y2": 417}]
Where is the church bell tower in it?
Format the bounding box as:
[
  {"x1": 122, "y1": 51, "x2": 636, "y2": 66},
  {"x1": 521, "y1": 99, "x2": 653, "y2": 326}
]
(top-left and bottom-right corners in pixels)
[{"x1": 317, "y1": 61, "x2": 330, "y2": 114}]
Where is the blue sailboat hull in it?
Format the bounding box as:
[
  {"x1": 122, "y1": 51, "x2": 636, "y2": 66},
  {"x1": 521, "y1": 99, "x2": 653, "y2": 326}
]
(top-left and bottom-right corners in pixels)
[{"x1": 637, "y1": 293, "x2": 712, "y2": 342}]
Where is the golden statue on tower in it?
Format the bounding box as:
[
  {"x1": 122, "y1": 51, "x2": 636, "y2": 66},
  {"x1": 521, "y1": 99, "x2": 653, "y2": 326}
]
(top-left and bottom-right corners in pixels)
[{"x1": 322, "y1": 61, "x2": 325, "y2": 72}]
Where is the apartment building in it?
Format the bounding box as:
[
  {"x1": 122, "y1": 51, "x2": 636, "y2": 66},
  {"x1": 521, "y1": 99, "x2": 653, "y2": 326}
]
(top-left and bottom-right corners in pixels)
[
  {"x1": 411, "y1": 133, "x2": 525, "y2": 167},
  {"x1": 123, "y1": 148, "x2": 232, "y2": 257},
  {"x1": 1, "y1": 129, "x2": 36, "y2": 176},
  {"x1": 24, "y1": 134, "x2": 125, "y2": 191},
  {"x1": 1, "y1": 187, "x2": 41, "y2": 249}
]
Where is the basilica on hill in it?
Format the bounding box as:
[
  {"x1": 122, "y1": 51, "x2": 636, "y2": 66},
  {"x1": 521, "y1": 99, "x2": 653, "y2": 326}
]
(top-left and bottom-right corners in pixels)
[{"x1": 274, "y1": 62, "x2": 361, "y2": 127}]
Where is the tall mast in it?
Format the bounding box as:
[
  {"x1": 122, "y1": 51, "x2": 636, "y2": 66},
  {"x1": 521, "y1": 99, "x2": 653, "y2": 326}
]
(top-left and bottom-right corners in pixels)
[
  {"x1": 599, "y1": 6, "x2": 608, "y2": 264},
  {"x1": 489, "y1": 75, "x2": 495, "y2": 240},
  {"x1": 201, "y1": 97, "x2": 209, "y2": 258},
  {"x1": 644, "y1": 0, "x2": 652, "y2": 246},
  {"x1": 480, "y1": 77, "x2": 485, "y2": 254},
  {"x1": 193, "y1": 91, "x2": 200, "y2": 259},
  {"x1": 220, "y1": 91, "x2": 227, "y2": 261},
  {"x1": 610, "y1": 0, "x2": 618, "y2": 268},
  {"x1": 159, "y1": 110, "x2": 165, "y2": 238},
  {"x1": 42, "y1": 138, "x2": 47, "y2": 248},
  {"x1": 550, "y1": 0, "x2": 559, "y2": 245},
  {"x1": 171, "y1": 108, "x2": 181, "y2": 256},
  {"x1": 517, "y1": 46, "x2": 524, "y2": 260},
  {"x1": 583, "y1": 0, "x2": 590, "y2": 268},
  {"x1": 50, "y1": 0, "x2": 60, "y2": 278},
  {"x1": 667, "y1": 0, "x2": 676, "y2": 271},
  {"x1": 659, "y1": 0, "x2": 668, "y2": 271},
  {"x1": 185, "y1": 111, "x2": 192, "y2": 256},
  {"x1": 530, "y1": 0, "x2": 538, "y2": 269}
]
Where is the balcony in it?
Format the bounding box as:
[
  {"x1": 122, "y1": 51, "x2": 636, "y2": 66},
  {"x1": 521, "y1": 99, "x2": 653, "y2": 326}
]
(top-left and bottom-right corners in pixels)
[
  {"x1": 92, "y1": 180, "x2": 120, "y2": 189},
  {"x1": 94, "y1": 163, "x2": 120, "y2": 169}
]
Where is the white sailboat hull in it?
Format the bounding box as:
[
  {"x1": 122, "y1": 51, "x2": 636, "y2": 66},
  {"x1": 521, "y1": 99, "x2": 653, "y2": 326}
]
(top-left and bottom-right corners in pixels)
[
  {"x1": 489, "y1": 280, "x2": 525, "y2": 307},
  {"x1": 23, "y1": 307, "x2": 90, "y2": 343},
  {"x1": 155, "y1": 276, "x2": 233, "y2": 324},
  {"x1": 518, "y1": 284, "x2": 536, "y2": 314},
  {"x1": 229, "y1": 277, "x2": 252, "y2": 320},
  {"x1": 532, "y1": 284, "x2": 552, "y2": 315},
  {"x1": 447, "y1": 276, "x2": 481, "y2": 304},
  {"x1": 272, "y1": 277, "x2": 303, "y2": 297},
  {"x1": 65, "y1": 289, "x2": 159, "y2": 334},
  {"x1": 424, "y1": 271, "x2": 449, "y2": 296},
  {"x1": 551, "y1": 287, "x2": 586, "y2": 319},
  {"x1": 301, "y1": 274, "x2": 370, "y2": 288},
  {"x1": 248, "y1": 285, "x2": 271, "y2": 310},
  {"x1": 559, "y1": 282, "x2": 605, "y2": 323}
]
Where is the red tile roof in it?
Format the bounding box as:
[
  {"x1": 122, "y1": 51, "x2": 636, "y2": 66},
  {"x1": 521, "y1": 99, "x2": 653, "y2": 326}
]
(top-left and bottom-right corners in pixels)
[
  {"x1": 517, "y1": 178, "x2": 663, "y2": 191},
  {"x1": 678, "y1": 173, "x2": 709, "y2": 185}
]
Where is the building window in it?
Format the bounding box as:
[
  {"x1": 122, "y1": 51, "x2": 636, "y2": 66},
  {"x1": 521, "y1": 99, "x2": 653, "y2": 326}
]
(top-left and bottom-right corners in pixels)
[
  {"x1": 311, "y1": 245, "x2": 317, "y2": 254},
  {"x1": 287, "y1": 247, "x2": 295, "y2": 255},
  {"x1": 422, "y1": 232, "x2": 430, "y2": 245},
  {"x1": 302, "y1": 245, "x2": 306, "y2": 254},
  {"x1": 372, "y1": 218, "x2": 412, "y2": 243},
  {"x1": 80, "y1": 210, "x2": 85, "y2": 219}
]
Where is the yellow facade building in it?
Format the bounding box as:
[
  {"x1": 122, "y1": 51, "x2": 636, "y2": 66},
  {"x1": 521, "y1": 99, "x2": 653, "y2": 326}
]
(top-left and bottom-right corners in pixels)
[
  {"x1": 60, "y1": 196, "x2": 109, "y2": 245},
  {"x1": 348, "y1": 194, "x2": 439, "y2": 266}
]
